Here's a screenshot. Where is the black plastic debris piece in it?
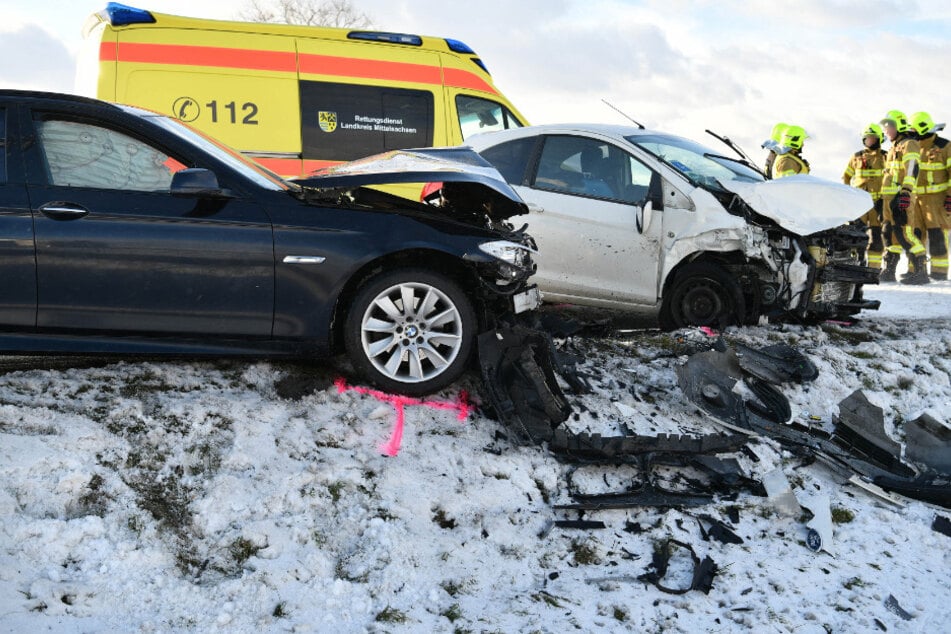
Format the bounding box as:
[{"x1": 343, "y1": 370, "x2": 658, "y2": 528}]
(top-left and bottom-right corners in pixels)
[
  {"x1": 874, "y1": 618, "x2": 887, "y2": 631},
  {"x1": 733, "y1": 342, "x2": 818, "y2": 384},
  {"x1": 554, "y1": 519, "x2": 606, "y2": 530},
  {"x1": 624, "y1": 521, "x2": 647, "y2": 534},
  {"x1": 675, "y1": 347, "x2": 748, "y2": 426},
  {"x1": 696, "y1": 514, "x2": 744, "y2": 545},
  {"x1": 554, "y1": 451, "x2": 758, "y2": 510},
  {"x1": 905, "y1": 413, "x2": 951, "y2": 474},
  {"x1": 932, "y1": 515, "x2": 951, "y2": 538},
  {"x1": 834, "y1": 390, "x2": 903, "y2": 469},
  {"x1": 549, "y1": 429, "x2": 748, "y2": 460},
  {"x1": 884, "y1": 594, "x2": 913, "y2": 621},
  {"x1": 871, "y1": 474, "x2": 951, "y2": 508},
  {"x1": 727, "y1": 506, "x2": 741, "y2": 524},
  {"x1": 478, "y1": 324, "x2": 572, "y2": 444},
  {"x1": 678, "y1": 350, "x2": 951, "y2": 507},
  {"x1": 744, "y1": 376, "x2": 791, "y2": 424},
  {"x1": 637, "y1": 539, "x2": 717, "y2": 595}
]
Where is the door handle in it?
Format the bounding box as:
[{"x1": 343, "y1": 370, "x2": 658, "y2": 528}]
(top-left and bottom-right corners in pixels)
[
  {"x1": 526, "y1": 202, "x2": 545, "y2": 213},
  {"x1": 38, "y1": 202, "x2": 90, "y2": 220}
]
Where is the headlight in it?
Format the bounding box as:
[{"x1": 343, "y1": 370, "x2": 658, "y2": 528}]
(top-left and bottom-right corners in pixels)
[{"x1": 478, "y1": 240, "x2": 535, "y2": 268}]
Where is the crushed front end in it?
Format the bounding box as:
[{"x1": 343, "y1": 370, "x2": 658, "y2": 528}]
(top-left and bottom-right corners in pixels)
[
  {"x1": 751, "y1": 224, "x2": 880, "y2": 323},
  {"x1": 797, "y1": 224, "x2": 881, "y2": 319}
]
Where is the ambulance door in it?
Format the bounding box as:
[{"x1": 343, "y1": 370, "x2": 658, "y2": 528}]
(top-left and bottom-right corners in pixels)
[
  {"x1": 112, "y1": 29, "x2": 302, "y2": 176},
  {"x1": 296, "y1": 39, "x2": 441, "y2": 170}
]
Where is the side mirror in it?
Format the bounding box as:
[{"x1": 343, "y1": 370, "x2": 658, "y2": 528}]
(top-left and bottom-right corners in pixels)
[
  {"x1": 637, "y1": 200, "x2": 653, "y2": 234},
  {"x1": 170, "y1": 168, "x2": 234, "y2": 198},
  {"x1": 648, "y1": 173, "x2": 665, "y2": 211}
]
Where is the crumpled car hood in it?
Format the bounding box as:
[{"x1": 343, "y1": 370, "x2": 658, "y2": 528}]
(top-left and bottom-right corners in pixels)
[
  {"x1": 293, "y1": 146, "x2": 528, "y2": 221},
  {"x1": 720, "y1": 175, "x2": 874, "y2": 236}
]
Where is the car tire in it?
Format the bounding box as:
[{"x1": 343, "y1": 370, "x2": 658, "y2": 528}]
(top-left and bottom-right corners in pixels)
[
  {"x1": 344, "y1": 268, "x2": 476, "y2": 395},
  {"x1": 660, "y1": 263, "x2": 746, "y2": 330}
]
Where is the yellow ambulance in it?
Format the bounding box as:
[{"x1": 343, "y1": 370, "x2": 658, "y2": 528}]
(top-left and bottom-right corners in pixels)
[{"x1": 78, "y1": 3, "x2": 527, "y2": 177}]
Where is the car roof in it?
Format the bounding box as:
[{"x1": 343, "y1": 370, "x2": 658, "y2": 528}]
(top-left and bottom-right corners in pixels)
[
  {"x1": 466, "y1": 123, "x2": 671, "y2": 148},
  {"x1": 0, "y1": 89, "x2": 120, "y2": 109}
]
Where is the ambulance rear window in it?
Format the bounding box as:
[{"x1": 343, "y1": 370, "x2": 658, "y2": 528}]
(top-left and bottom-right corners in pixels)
[{"x1": 300, "y1": 81, "x2": 434, "y2": 162}]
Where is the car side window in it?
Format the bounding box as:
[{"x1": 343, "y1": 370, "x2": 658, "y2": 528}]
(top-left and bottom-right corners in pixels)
[
  {"x1": 479, "y1": 138, "x2": 535, "y2": 185},
  {"x1": 34, "y1": 117, "x2": 186, "y2": 191},
  {"x1": 533, "y1": 135, "x2": 655, "y2": 204},
  {"x1": 455, "y1": 95, "x2": 523, "y2": 141},
  {"x1": 0, "y1": 108, "x2": 6, "y2": 183},
  {"x1": 621, "y1": 155, "x2": 655, "y2": 205}
]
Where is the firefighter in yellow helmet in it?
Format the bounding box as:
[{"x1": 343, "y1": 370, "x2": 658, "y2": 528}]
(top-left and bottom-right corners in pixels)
[
  {"x1": 762, "y1": 122, "x2": 787, "y2": 180},
  {"x1": 771, "y1": 125, "x2": 810, "y2": 178},
  {"x1": 910, "y1": 111, "x2": 951, "y2": 280},
  {"x1": 879, "y1": 110, "x2": 927, "y2": 284},
  {"x1": 843, "y1": 123, "x2": 886, "y2": 269}
]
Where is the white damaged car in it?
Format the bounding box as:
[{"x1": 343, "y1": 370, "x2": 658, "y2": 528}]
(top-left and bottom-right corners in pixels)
[{"x1": 467, "y1": 124, "x2": 879, "y2": 329}]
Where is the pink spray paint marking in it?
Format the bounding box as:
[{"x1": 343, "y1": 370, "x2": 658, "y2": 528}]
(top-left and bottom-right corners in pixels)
[
  {"x1": 699, "y1": 326, "x2": 719, "y2": 337},
  {"x1": 334, "y1": 377, "x2": 472, "y2": 456}
]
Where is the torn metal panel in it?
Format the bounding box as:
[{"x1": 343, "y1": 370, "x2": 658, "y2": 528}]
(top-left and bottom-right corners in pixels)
[
  {"x1": 477, "y1": 324, "x2": 571, "y2": 444},
  {"x1": 719, "y1": 174, "x2": 874, "y2": 235},
  {"x1": 905, "y1": 413, "x2": 951, "y2": 474},
  {"x1": 295, "y1": 147, "x2": 528, "y2": 220}
]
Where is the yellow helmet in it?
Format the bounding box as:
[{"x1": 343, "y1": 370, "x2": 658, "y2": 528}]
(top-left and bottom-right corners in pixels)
[
  {"x1": 863, "y1": 122, "x2": 884, "y2": 145},
  {"x1": 910, "y1": 111, "x2": 934, "y2": 136},
  {"x1": 770, "y1": 122, "x2": 788, "y2": 143},
  {"x1": 780, "y1": 125, "x2": 808, "y2": 150},
  {"x1": 881, "y1": 110, "x2": 910, "y2": 133}
]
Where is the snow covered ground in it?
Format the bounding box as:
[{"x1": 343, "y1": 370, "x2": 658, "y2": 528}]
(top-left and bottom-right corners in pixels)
[{"x1": 2, "y1": 281, "x2": 950, "y2": 633}]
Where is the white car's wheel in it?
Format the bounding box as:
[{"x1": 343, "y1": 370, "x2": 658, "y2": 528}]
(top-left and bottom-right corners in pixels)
[{"x1": 344, "y1": 269, "x2": 475, "y2": 395}]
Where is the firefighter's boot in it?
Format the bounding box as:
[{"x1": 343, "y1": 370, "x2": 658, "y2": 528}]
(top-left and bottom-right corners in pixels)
[
  {"x1": 900, "y1": 255, "x2": 931, "y2": 285},
  {"x1": 900, "y1": 254, "x2": 917, "y2": 279},
  {"x1": 880, "y1": 252, "x2": 899, "y2": 283}
]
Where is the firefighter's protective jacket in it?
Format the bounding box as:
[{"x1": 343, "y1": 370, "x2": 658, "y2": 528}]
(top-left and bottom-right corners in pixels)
[
  {"x1": 843, "y1": 148, "x2": 885, "y2": 200},
  {"x1": 772, "y1": 152, "x2": 810, "y2": 178},
  {"x1": 915, "y1": 134, "x2": 951, "y2": 197},
  {"x1": 882, "y1": 134, "x2": 921, "y2": 196}
]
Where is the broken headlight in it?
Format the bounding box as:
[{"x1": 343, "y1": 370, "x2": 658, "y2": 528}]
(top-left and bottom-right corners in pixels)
[{"x1": 478, "y1": 240, "x2": 536, "y2": 280}]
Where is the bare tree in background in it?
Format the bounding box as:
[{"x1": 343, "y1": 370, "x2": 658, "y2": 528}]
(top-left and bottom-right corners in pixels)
[{"x1": 238, "y1": 0, "x2": 374, "y2": 28}]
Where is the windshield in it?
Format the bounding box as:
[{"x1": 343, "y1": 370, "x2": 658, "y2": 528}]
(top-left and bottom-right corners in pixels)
[
  {"x1": 120, "y1": 105, "x2": 295, "y2": 192},
  {"x1": 626, "y1": 133, "x2": 763, "y2": 189}
]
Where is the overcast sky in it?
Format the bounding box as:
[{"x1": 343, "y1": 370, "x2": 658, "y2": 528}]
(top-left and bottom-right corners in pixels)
[{"x1": 2, "y1": 0, "x2": 949, "y2": 178}]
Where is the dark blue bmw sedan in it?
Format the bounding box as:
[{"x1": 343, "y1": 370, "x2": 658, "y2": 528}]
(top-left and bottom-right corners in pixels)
[{"x1": 0, "y1": 91, "x2": 539, "y2": 395}]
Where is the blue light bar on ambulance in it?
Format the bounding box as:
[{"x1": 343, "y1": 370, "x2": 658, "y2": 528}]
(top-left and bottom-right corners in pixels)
[
  {"x1": 347, "y1": 31, "x2": 423, "y2": 46},
  {"x1": 445, "y1": 39, "x2": 476, "y2": 55},
  {"x1": 102, "y1": 3, "x2": 156, "y2": 26}
]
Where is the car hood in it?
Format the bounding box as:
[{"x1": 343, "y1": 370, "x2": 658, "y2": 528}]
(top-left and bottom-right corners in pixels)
[
  {"x1": 293, "y1": 146, "x2": 529, "y2": 221},
  {"x1": 720, "y1": 175, "x2": 874, "y2": 236}
]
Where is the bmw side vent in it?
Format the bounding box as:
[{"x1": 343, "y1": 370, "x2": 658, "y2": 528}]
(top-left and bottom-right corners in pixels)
[
  {"x1": 347, "y1": 32, "x2": 423, "y2": 46},
  {"x1": 102, "y1": 2, "x2": 156, "y2": 26}
]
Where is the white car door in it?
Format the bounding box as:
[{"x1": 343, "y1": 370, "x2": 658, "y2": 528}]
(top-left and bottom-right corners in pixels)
[{"x1": 510, "y1": 135, "x2": 664, "y2": 307}]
